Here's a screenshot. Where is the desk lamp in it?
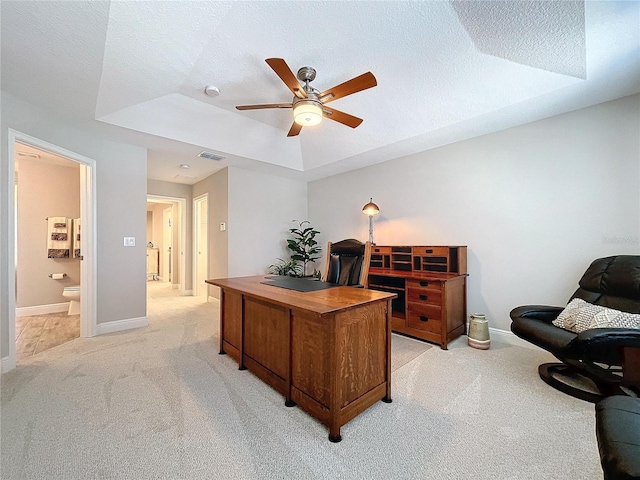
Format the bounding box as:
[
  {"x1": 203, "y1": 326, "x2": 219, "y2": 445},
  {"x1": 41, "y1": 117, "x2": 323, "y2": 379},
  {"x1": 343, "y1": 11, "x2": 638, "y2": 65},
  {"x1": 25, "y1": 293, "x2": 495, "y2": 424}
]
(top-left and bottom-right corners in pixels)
[{"x1": 362, "y1": 198, "x2": 380, "y2": 245}]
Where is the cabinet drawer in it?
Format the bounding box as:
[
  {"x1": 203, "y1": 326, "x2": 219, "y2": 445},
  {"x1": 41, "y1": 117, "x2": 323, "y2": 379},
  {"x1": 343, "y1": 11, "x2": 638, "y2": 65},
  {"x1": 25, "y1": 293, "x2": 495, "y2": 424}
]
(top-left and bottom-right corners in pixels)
[
  {"x1": 407, "y1": 288, "x2": 442, "y2": 305},
  {"x1": 413, "y1": 246, "x2": 449, "y2": 256},
  {"x1": 406, "y1": 279, "x2": 442, "y2": 290},
  {"x1": 407, "y1": 303, "x2": 442, "y2": 333},
  {"x1": 371, "y1": 246, "x2": 391, "y2": 254}
]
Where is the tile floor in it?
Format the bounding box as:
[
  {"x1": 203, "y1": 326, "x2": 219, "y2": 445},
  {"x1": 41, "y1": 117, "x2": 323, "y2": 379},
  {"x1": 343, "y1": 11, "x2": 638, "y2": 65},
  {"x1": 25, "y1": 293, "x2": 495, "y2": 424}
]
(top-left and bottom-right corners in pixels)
[{"x1": 15, "y1": 312, "x2": 80, "y2": 362}]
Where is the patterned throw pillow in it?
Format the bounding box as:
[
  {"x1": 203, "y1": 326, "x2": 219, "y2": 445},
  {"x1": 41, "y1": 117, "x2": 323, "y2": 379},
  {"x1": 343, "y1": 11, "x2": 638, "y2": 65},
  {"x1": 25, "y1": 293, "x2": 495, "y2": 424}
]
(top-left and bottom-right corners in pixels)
[{"x1": 552, "y1": 298, "x2": 640, "y2": 333}]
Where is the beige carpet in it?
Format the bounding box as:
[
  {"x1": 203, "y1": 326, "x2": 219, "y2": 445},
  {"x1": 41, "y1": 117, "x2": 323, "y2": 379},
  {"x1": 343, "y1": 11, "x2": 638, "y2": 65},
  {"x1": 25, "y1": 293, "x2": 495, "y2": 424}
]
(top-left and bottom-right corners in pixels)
[
  {"x1": 391, "y1": 333, "x2": 431, "y2": 371},
  {"x1": 0, "y1": 282, "x2": 602, "y2": 479}
]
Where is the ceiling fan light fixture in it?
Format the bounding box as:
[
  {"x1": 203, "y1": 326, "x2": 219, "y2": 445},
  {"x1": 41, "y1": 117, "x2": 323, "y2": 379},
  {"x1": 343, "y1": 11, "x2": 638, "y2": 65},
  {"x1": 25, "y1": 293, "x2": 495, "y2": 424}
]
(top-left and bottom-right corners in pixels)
[{"x1": 293, "y1": 100, "x2": 323, "y2": 127}]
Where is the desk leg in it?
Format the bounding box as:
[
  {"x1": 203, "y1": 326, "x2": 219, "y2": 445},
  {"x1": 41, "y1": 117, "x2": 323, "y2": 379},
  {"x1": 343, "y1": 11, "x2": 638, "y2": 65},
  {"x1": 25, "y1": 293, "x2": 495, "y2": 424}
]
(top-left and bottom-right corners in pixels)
[
  {"x1": 382, "y1": 298, "x2": 393, "y2": 403},
  {"x1": 285, "y1": 309, "x2": 296, "y2": 407},
  {"x1": 218, "y1": 291, "x2": 226, "y2": 355},
  {"x1": 238, "y1": 295, "x2": 246, "y2": 370},
  {"x1": 328, "y1": 313, "x2": 342, "y2": 442}
]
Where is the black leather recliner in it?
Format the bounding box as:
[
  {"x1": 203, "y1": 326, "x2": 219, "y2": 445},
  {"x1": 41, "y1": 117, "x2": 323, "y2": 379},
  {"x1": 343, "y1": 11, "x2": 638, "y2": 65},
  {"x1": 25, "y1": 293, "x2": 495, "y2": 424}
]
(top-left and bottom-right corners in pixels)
[
  {"x1": 510, "y1": 255, "x2": 640, "y2": 402},
  {"x1": 596, "y1": 395, "x2": 640, "y2": 480}
]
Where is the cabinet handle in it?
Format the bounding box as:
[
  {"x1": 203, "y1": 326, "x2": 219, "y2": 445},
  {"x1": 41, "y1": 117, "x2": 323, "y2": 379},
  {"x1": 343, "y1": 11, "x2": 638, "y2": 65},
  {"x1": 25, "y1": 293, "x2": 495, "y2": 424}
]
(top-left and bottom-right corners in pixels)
[
  {"x1": 425, "y1": 249, "x2": 433, "y2": 254},
  {"x1": 419, "y1": 281, "x2": 429, "y2": 287},
  {"x1": 420, "y1": 316, "x2": 429, "y2": 322},
  {"x1": 419, "y1": 294, "x2": 428, "y2": 301}
]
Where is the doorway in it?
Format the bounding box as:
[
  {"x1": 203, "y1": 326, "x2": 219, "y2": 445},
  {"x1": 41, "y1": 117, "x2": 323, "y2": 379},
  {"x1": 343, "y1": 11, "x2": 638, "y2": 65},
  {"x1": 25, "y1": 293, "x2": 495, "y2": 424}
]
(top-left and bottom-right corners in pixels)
[
  {"x1": 193, "y1": 194, "x2": 209, "y2": 298},
  {"x1": 146, "y1": 195, "x2": 186, "y2": 295},
  {"x1": 5, "y1": 130, "x2": 97, "y2": 371},
  {"x1": 162, "y1": 206, "x2": 173, "y2": 284}
]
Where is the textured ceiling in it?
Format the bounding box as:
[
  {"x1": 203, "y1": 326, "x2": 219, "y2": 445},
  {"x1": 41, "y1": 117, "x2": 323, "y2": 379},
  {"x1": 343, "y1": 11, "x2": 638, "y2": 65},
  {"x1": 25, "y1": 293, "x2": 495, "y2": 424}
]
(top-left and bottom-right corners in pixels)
[{"x1": 2, "y1": 1, "x2": 639, "y2": 184}]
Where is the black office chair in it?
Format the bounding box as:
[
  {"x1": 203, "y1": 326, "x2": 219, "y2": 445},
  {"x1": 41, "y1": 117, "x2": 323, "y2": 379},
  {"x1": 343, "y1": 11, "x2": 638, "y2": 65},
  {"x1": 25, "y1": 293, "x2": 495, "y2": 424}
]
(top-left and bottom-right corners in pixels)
[
  {"x1": 510, "y1": 255, "x2": 640, "y2": 403},
  {"x1": 322, "y1": 239, "x2": 371, "y2": 287}
]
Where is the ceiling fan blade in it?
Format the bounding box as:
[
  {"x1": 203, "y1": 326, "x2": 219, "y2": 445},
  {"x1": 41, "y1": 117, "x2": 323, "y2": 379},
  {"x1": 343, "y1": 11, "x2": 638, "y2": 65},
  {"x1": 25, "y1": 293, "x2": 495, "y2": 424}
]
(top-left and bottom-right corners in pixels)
[
  {"x1": 322, "y1": 107, "x2": 363, "y2": 128},
  {"x1": 287, "y1": 122, "x2": 302, "y2": 137},
  {"x1": 236, "y1": 103, "x2": 291, "y2": 111},
  {"x1": 266, "y1": 58, "x2": 307, "y2": 99},
  {"x1": 318, "y1": 72, "x2": 377, "y2": 104}
]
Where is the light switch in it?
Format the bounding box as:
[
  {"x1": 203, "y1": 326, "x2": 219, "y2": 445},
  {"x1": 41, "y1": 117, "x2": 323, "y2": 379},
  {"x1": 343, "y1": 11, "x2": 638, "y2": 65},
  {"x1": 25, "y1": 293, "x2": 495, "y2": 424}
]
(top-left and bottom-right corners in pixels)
[
  {"x1": 124, "y1": 237, "x2": 135, "y2": 247},
  {"x1": 220, "y1": 222, "x2": 226, "y2": 232}
]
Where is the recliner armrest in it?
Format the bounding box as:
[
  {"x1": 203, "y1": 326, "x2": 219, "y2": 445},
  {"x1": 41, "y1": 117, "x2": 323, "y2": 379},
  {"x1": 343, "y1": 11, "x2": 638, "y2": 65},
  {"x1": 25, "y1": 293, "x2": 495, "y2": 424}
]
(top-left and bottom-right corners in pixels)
[
  {"x1": 510, "y1": 305, "x2": 564, "y2": 323},
  {"x1": 575, "y1": 328, "x2": 640, "y2": 369},
  {"x1": 576, "y1": 328, "x2": 640, "y2": 349}
]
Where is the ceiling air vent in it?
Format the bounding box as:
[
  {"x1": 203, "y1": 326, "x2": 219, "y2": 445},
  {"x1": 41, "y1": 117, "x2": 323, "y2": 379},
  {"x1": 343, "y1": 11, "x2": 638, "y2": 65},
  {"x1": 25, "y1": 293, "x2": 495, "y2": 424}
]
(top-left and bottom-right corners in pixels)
[{"x1": 197, "y1": 151, "x2": 225, "y2": 161}]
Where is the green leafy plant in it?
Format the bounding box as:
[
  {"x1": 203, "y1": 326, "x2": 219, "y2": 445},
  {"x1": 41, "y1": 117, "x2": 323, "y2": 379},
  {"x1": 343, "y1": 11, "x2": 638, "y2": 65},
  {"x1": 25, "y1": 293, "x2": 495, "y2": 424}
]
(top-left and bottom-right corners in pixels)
[
  {"x1": 287, "y1": 220, "x2": 321, "y2": 277},
  {"x1": 267, "y1": 258, "x2": 301, "y2": 277}
]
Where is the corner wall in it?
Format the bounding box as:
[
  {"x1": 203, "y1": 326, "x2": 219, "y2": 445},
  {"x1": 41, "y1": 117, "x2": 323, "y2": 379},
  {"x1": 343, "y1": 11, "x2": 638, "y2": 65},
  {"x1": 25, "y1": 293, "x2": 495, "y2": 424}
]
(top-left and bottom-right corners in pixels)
[
  {"x1": 1, "y1": 93, "x2": 148, "y2": 360},
  {"x1": 227, "y1": 166, "x2": 308, "y2": 278},
  {"x1": 192, "y1": 166, "x2": 308, "y2": 298},
  {"x1": 193, "y1": 168, "x2": 228, "y2": 299},
  {"x1": 309, "y1": 95, "x2": 640, "y2": 332}
]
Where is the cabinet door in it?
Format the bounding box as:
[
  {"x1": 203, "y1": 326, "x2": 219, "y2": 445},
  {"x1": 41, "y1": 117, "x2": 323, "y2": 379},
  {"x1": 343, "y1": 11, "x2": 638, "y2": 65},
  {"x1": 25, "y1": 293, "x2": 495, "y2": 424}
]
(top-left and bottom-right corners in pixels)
[{"x1": 243, "y1": 298, "x2": 289, "y2": 379}]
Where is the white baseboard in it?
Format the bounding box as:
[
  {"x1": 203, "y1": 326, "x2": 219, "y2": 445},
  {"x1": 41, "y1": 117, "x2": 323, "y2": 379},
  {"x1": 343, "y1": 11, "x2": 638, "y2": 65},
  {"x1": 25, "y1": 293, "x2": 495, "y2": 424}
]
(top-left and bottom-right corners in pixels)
[
  {"x1": 182, "y1": 289, "x2": 193, "y2": 296},
  {"x1": 207, "y1": 296, "x2": 220, "y2": 304},
  {"x1": 2, "y1": 355, "x2": 16, "y2": 373},
  {"x1": 487, "y1": 326, "x2": 544, "y2": 350},
  {"x1": 16, "y1": 302, "x2": 69, "y2": 317},
  {"x1": 172, "y1": 283, "x2": 179, "y2": 290},
  {"x1": 96, "y1": 316, "x2": 148, "y2": 335}
]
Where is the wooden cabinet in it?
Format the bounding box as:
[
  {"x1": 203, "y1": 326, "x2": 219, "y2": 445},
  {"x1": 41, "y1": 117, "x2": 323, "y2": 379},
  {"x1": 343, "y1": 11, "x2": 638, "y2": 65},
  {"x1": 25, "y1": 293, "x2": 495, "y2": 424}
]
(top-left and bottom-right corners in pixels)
[{"x1": 368, "y1": 246, "x2": 467, "y2": 349}]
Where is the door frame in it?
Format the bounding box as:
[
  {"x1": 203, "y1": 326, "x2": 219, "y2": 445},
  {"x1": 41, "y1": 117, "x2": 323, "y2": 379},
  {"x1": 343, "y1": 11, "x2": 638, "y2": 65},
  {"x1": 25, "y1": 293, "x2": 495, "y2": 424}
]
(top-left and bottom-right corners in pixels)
[
  {"x1": 146, "y1": 194, "x2": 187, "y2": 295},
  {"x1": 192, "y1": 193, "x2": 209, "y2": 297},
  {"x1": 5, "y1": 129, "x2": 97, "y2": 371}
]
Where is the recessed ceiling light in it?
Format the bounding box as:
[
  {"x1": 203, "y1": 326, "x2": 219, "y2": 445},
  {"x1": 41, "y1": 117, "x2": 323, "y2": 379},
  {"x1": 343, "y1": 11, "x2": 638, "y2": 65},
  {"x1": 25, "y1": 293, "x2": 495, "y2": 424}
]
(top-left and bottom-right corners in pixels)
[
  {"x1": 204, "y1": 85, "x2": 220, "y2": 97},
  {"x1": 180, "y1": 164, "x2": 190, "y2": 169}
]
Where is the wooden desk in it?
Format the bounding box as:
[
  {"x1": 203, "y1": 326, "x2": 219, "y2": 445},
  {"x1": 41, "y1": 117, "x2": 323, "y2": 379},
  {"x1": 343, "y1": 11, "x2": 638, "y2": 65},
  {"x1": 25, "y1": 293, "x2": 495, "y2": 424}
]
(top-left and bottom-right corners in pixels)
[{"x1": 205, "y1": 275, "x2": 397, "y2": 442}]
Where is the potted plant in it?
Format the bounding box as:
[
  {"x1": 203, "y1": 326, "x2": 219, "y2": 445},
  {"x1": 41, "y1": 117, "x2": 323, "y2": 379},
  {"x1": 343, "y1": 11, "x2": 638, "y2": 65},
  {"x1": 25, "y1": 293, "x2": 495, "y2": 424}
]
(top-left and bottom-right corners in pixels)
[
  {"x1": 287, "y1": 220, "x2": 322, "y2": 278},
  {"x1": 267, "y1": 258, "x2": 301, "y2": 277}
]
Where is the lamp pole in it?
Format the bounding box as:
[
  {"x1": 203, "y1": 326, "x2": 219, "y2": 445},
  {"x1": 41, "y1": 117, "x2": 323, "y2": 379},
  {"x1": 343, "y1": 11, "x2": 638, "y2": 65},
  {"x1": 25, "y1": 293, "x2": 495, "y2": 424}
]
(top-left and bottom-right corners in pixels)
[
  {"x1": 368, "y1": 215, "x2": 375, "y2": 245},
  {"x1": 362, "y1": 197, "x2": 380, "y2": 246}
]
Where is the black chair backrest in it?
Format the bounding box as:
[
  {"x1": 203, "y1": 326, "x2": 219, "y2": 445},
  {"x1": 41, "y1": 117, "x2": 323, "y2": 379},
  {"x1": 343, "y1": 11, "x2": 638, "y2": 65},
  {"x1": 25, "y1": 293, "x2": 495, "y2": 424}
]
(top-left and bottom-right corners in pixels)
[
  {"x1": 325, "y1": 239, "x2": 366, "y2": 286},
  {"x1": 571, "y1": 255, "x2": 640, "y2": 314}
]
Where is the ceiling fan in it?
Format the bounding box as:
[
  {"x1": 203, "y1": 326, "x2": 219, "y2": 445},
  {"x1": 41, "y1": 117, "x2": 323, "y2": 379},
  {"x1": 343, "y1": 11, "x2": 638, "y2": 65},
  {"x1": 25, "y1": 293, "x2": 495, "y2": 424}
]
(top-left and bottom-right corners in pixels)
[{"x1": 236, "y1": 58, "x2": 377, "y2": 137}]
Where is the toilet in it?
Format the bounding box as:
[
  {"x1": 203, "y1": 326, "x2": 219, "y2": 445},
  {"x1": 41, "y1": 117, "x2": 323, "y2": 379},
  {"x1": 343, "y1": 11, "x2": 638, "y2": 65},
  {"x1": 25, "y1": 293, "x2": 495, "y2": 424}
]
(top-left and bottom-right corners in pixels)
[{"x1": 62, "y1": 285, "x2": 81, "y2": 315}]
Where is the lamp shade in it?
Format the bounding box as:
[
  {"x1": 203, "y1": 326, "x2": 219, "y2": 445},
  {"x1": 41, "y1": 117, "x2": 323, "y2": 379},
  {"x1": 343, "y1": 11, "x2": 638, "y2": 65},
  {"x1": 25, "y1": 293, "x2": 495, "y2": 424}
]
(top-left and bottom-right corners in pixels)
[
  {"x1": 362, "y1": 198, "x2": 380, "y2": 216},
  {"x1": 293, "y1": 100, "x2": 323, "y2": 126}
]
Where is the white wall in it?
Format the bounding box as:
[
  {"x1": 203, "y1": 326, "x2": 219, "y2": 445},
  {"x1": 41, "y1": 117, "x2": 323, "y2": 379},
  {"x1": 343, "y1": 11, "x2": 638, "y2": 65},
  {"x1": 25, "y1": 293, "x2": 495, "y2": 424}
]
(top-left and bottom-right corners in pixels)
[
  {"x1": 227, "y1": 166, "x2": 308, "y2": 278},
  {"x1": 309, "y1": 95, "x2": 640, "y2": 332},
  {"x1": 1, "y1": 93, "x2": 148, "y2": 359},
  {"x1": 192, "y1": 166, "x2": 308, "y2": 286}
]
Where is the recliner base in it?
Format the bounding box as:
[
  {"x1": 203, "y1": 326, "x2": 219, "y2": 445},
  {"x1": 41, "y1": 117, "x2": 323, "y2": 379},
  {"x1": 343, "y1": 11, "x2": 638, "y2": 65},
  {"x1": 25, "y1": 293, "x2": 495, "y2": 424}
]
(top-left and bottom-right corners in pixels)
[{"x1": 539, "y1": 363, "x2": 615, "y2": 403}]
